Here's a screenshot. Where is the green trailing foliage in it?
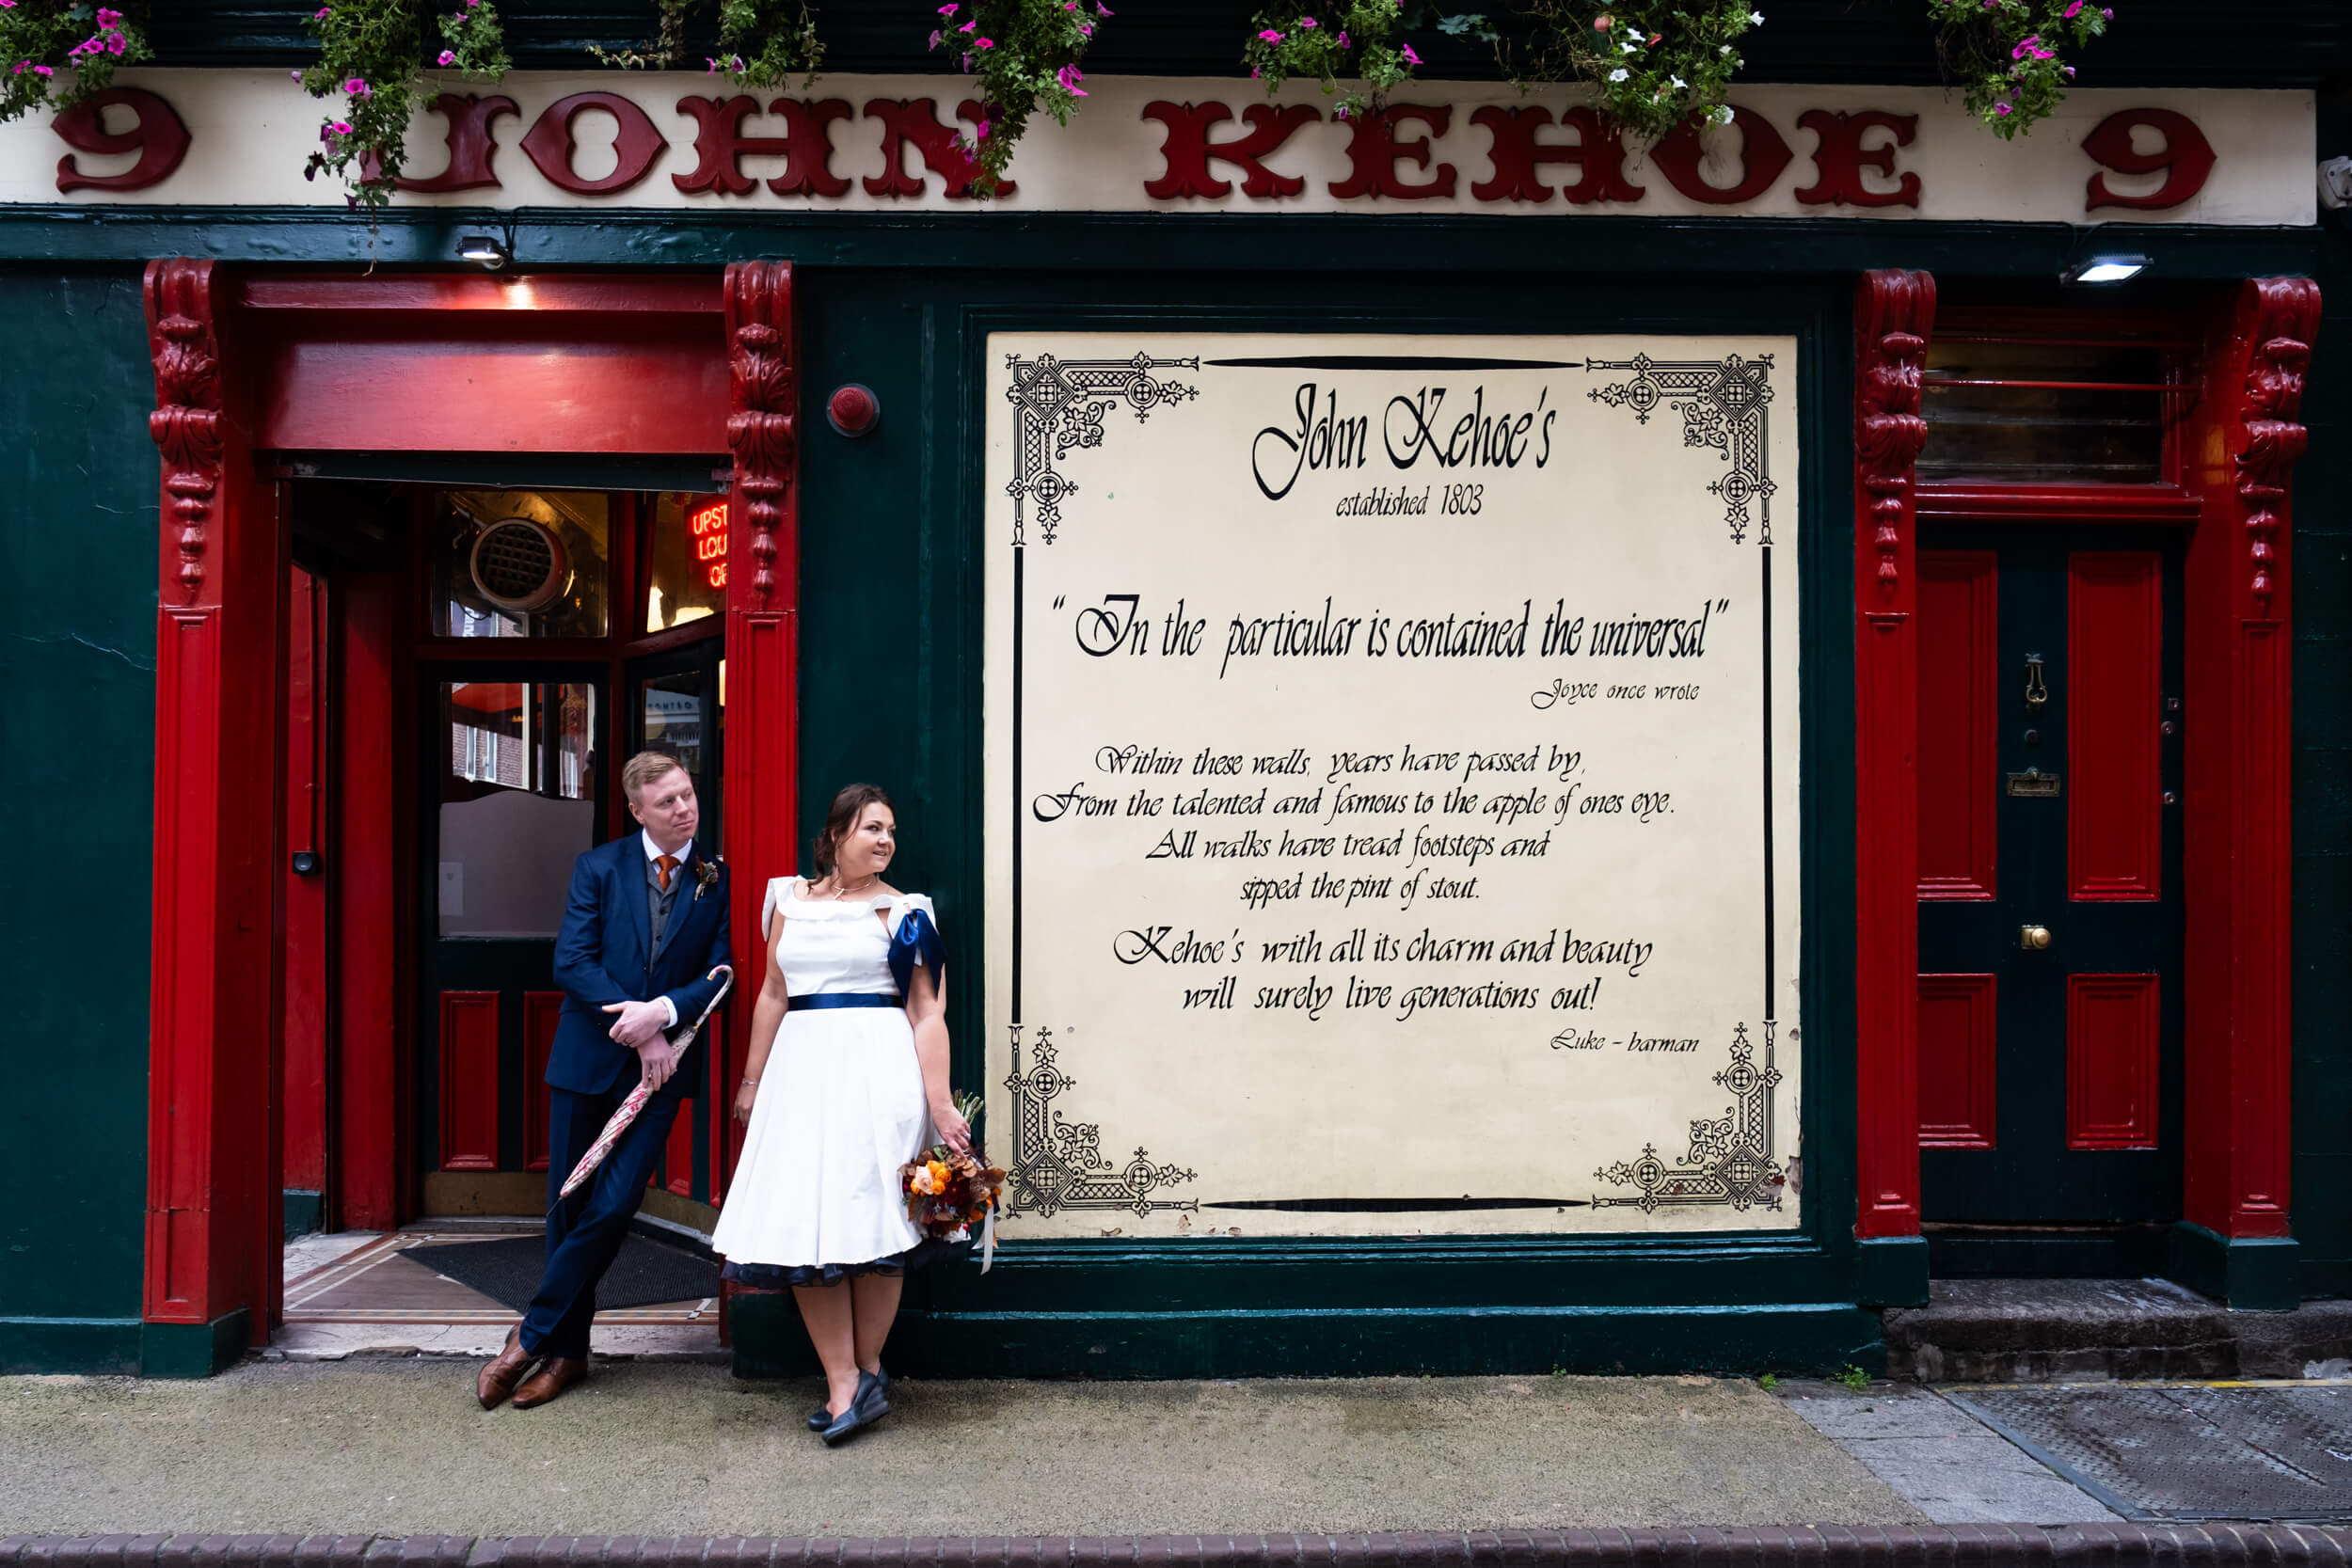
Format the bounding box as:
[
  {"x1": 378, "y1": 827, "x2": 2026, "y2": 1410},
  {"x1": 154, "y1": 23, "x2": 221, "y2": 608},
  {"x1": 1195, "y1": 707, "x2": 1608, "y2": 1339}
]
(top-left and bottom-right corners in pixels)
[
  {"x1": 300, "y1": 0, "x2": 509, "y2": 211},
  {"x1": 594, "y1": 0, "x2": 822, "y2": 88},
  {"x1": 928, "y1": 0, "x2": 1109, "y2": 196},
  {"x1": 1242, "y1": 0, "x2": 1423, "y2": 122},
  {"x1": 0, "y1": 0, "x2": 149, "y2": 121},
  {"x1": 1930, "y1": 0, "x2": 2110, "y2": 137}
]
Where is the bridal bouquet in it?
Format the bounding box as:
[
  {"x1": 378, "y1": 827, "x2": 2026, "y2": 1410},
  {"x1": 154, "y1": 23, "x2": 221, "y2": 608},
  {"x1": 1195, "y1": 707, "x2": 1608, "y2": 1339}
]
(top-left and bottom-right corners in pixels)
[{"x1": 900, "y1": 1092, "x2": 1006, "y2": 1251}]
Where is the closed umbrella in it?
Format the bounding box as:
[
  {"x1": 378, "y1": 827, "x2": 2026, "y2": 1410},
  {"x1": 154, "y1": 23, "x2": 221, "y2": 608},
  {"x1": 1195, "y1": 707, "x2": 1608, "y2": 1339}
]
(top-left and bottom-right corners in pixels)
[{"x1": 552, "y1": 964, "x2": 735, "y2": 1207}]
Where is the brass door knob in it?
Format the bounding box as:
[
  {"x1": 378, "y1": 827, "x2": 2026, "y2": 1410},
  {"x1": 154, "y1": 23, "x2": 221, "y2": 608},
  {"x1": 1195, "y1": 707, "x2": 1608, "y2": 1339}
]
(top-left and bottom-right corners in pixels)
[{"x1": 2020, "y1": 925, "x2": 2054, "y2": 951}]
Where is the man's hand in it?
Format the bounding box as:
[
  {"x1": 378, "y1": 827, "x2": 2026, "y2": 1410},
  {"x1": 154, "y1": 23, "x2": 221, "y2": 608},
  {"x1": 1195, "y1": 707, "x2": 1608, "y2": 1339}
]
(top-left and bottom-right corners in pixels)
[
  {"x1": 602, "y1": 998, "x2": 670, "y2": 1051},
  {"x1": 636, "y1": 1037, "x2": 683, "y2": 1093}
]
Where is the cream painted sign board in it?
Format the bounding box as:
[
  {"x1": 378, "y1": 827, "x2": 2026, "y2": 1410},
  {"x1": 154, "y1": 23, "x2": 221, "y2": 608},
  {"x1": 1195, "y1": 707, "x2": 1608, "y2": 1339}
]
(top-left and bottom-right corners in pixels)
[
  {"x1": 983, "y1": 333, "x2": 1804, "y2": 1239},
  {"x1": 0, "y1": 70, "x2": 2314, "y2": 226}
]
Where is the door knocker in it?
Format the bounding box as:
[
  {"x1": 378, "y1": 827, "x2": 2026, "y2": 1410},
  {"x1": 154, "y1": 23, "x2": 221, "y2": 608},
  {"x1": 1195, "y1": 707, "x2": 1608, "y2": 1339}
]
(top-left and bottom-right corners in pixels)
[{"x1": 2024, "y1": 654, "x2": 2050, "y2": 715}]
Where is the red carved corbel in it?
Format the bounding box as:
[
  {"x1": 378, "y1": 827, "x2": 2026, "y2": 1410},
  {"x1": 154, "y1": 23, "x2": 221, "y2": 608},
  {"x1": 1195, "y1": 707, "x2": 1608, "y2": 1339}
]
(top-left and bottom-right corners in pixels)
[
  {"x1": 2232, "y1": 278, "x2": 2320, "y2": 618},
  {"x1": 1855, "y1": 269, "x2": 1936, "y2": 596},
  {"x1": 146, "y1": 259, "x2": 224, "y2": 604},
  {"x1": 725, "y1": 261, "x2": 798, "y2": 610}
]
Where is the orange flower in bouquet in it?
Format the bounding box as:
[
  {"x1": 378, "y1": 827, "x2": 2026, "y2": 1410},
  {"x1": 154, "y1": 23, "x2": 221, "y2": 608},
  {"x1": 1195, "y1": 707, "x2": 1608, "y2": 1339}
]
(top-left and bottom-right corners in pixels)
[{"x1": 899, "y1": 1092, "x2": 1007, "y2": 1259}]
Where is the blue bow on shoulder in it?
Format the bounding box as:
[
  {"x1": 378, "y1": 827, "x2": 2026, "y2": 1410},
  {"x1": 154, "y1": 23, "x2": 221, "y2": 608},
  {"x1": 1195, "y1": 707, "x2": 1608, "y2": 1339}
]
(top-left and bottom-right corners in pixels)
[{"x1": 888, "y1": 906, "x2": 946, "y2": 1002}]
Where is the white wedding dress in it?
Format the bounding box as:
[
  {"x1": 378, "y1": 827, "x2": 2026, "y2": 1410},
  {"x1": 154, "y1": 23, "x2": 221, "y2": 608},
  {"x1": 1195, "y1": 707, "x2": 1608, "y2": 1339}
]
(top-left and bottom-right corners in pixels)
[{"x1": 711, "y1": 879, "x2": 936, "y2": 1285}]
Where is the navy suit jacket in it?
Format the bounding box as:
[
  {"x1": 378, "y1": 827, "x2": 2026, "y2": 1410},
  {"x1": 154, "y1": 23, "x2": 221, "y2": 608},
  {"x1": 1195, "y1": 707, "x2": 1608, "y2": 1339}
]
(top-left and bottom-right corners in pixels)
[{"x1": 547, "y1": 834, "x2": 734, "y2": 1100}]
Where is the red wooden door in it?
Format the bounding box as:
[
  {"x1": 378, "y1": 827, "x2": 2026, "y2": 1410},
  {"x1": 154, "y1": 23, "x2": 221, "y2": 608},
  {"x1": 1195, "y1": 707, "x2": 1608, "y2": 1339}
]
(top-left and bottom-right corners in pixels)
[{"x1": 1915, "y1": 528, "x2": 2185, "y2": 1231}]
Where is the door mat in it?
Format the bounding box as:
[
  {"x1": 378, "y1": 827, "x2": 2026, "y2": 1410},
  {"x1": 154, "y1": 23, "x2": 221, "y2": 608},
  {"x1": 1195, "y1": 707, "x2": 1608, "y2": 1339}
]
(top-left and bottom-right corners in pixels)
[
  {"x1": 1948, "y1": 1383, "x2": 2352, "y2": 1522},
  {"x1": 405, "y1": 1232, "x2": 719, "y2": 1313}
]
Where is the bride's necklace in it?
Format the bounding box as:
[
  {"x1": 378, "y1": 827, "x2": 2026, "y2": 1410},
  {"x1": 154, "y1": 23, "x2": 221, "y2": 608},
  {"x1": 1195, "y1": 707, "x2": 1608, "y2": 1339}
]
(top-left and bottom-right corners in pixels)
[{"x1": 825, "y1": 873, "x2": 881, "y2": 901}]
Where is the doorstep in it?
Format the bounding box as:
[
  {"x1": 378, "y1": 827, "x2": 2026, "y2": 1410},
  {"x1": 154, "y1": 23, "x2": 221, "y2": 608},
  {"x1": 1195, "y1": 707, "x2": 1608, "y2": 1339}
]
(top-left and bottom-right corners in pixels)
[{"x1": 1887, "y1": 1278, "x2": 2352, "y2": 1382}]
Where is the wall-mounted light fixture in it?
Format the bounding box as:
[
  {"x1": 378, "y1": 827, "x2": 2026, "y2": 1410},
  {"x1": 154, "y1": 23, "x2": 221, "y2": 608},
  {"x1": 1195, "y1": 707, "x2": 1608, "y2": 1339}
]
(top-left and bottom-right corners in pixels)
[
  {"x1": 2060, "y1": 254, "x2": 2151, "y2": 286},
  {"x1": 458, "y1": 232, "x2": 511, "y2": 271}
]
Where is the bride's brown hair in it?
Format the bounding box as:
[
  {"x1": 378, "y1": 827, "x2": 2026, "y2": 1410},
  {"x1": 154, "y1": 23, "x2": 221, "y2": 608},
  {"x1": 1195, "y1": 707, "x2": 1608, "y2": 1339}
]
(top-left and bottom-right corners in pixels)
[{"x1": 811, "y1": 783, "x2": 896, "y2": 878}]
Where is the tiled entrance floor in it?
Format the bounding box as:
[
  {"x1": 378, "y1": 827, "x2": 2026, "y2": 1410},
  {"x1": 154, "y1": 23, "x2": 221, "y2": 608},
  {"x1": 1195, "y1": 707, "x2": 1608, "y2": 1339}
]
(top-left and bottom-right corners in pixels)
[{"x1": 268, "y1": 1223, "x2": 723, "y2": 1362}]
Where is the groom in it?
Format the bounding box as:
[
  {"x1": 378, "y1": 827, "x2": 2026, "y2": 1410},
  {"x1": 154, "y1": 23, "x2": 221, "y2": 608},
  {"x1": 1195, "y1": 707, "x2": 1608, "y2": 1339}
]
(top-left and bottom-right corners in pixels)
[{"x1": 475, "y1": 750, "x2": 734, "y2": 1410}]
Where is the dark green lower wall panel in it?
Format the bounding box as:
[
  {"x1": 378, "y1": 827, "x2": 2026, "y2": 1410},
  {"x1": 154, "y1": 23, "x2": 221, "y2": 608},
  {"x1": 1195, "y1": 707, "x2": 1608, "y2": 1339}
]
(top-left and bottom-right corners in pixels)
[
  {"x1": 1854, "y1": 1237, "x2": 1930, "y2": 1308},
  {"x1": 0, "y1": 1317, "x2": 141, "y2": 1376},
  {"x1": 139, "y1": 1312, "x2": 250, "y2": 1379},
  {"x1": 2166, "y1": 1224, "x2": 2300, "y2": 1311},
  {"x1": 283, "y1": 1190, "x2": 324, "y2": 1241},
  {"x1": 730, "y1": 1297, "x2": 1883, "y2": 1380}
]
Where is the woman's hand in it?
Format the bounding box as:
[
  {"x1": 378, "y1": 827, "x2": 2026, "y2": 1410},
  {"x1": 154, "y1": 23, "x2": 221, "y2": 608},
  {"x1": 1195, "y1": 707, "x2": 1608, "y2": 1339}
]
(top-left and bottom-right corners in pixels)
[
  {"x1": 732, "y1": 1077, "x2": 760, "y2": 1125},
  {"x1": 930, "y1": 1100, "x2": 973, "y2": 1157}
]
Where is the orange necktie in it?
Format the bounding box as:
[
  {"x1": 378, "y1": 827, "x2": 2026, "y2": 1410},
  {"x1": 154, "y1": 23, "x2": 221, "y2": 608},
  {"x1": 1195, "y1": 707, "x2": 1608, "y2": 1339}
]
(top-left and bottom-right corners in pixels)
[{"x1": 656, "y1": 853, "x2": 678, "y2": 893}]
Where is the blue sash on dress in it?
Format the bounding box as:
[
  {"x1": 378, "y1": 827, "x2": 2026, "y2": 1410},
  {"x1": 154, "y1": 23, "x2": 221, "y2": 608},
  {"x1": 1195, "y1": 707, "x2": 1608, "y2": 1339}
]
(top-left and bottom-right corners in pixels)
[
  {"x1": 887, "y1": 907, "x2": 946, "y2": 1002},
  {"x1": 786, "y1": 992, "x2": 901, "y2": 1012}
]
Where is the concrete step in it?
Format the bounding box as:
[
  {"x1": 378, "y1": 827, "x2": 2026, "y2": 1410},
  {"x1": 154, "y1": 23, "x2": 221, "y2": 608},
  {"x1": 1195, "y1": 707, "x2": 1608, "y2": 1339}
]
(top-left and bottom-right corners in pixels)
[{"x1": 1886, "y1": 1277, "x2": 2352, "y2": 1383}]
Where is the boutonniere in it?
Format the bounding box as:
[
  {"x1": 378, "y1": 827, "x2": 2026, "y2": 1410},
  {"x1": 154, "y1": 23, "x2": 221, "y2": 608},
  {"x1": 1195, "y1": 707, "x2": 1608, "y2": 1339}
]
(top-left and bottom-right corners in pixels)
[{"x1": 692, "y1": 856, "x2": 723, "y2": 901}]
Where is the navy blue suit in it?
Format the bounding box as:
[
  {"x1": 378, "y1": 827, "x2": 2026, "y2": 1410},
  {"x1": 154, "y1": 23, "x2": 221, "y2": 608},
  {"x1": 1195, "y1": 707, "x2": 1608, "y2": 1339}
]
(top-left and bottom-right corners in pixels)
[{"x1": 523, "y1": 834, "x2": 733, "y2": 1360}]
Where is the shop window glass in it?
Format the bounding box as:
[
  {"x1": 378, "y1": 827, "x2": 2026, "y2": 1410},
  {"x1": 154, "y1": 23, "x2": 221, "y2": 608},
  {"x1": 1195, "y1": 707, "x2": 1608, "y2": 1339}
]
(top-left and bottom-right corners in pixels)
[
  {"x1": 646, "y1": 492, "x2": 727, "y2": 632},
  {"x1": 1918, "y1": 340, "x2": 2171, "y2": 486},
  {"x1": 433, "y1": 489, "x2": 610, "y2": 639},
  {"x1": 640, "y1": 670, "x2": 707, "y2": 802},
  {"x1": 437, "y1": 680, "x2": 599, "y2": 938}
]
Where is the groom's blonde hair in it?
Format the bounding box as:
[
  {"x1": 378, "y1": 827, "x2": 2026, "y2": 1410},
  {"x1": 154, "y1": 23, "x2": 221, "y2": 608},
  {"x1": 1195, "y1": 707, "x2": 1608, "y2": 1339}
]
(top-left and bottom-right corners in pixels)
[{"x1": 622, "y1": 751, "x2": 689, "y2": 802}]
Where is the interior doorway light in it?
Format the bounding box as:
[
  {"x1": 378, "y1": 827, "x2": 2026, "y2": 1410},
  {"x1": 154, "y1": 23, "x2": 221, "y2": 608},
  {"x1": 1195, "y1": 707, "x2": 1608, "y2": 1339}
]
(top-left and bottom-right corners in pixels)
[{"x1": 2060, "y1": 254, "x2": 2151, "y2": 286}]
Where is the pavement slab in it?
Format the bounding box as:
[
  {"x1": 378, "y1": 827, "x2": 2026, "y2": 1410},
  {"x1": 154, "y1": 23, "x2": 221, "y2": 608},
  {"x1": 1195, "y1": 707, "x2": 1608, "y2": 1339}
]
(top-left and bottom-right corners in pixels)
[
  {"x1": 0, "y1": 1364, "x2": 1923, "y2": 1538},
  {"x1": 1779, "y1": 1382, "x2": 2122, "y2": 1526}
]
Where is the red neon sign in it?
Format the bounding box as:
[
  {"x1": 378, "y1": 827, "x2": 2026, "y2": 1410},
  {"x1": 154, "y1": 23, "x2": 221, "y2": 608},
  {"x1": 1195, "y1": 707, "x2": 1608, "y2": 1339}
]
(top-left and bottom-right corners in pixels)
[{"x1": 690, "y1": 500, "x2": 727, "y2": 589}]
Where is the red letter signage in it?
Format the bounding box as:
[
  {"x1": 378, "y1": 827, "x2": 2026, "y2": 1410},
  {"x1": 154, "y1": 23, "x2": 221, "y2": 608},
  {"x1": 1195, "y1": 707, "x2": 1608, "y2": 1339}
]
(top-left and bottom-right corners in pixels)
[
  {"x1": 518, "y1": 91, "x2": 666, "y2": 196},
  {"x1": 1648, "y1": 106, "x2": 1796, "y2": 205},
  {"x1": 1469, "y1": 105, "x2": 1643, "y2": 205},
  {"x1": 53, "y1": 87, "x2": 190, "y2": 194},
  {"x1": 1142, "y1": 101, "x2": 1319, "y2": 199},
  {"x1": 2083, "y1": 108, "x2": 2217, "y2": 212},
  {"x1": 397, "y1": 93, "x2": 517, "y2": 194},
  {"x1": 864, "y1": 98, "x2": 1003, "y2": 199},
  {"x1": 1330, "y1": 104, "x2": 1455, "y2": 200},
  {"x1": 1793, "y1": 109, "x2": 1919, "y2": 208},
  {"x1": 675, "y1": 95, "x2": 851, "y2": 198}
]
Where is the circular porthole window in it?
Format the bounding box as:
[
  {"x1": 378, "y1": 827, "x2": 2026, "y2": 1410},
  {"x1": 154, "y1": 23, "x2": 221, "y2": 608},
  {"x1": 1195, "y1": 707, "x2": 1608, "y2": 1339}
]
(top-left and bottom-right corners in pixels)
[{"x1": 469, "y1": 516, "x2": 571, "y2": 614}]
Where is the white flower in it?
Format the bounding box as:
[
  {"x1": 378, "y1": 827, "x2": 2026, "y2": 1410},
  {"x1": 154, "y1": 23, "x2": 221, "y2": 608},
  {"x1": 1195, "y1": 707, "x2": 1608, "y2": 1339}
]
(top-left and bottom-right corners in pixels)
[
  {"x1": 1670, "y1": 74, "x2": 1686, "y2": 87},
  {"x1": 1608, "y1": 67, "x2": 1629, "y2": 81},
  {"x1": 1749, "y1": 8, "x2": 1763, "y2": 21},
  {"x1": 1709, "y1": 103, "x2": 1735, "y2": 124},
  {"x1": 1720, "y1": 42, "x2": 1734, "y2": 54}
]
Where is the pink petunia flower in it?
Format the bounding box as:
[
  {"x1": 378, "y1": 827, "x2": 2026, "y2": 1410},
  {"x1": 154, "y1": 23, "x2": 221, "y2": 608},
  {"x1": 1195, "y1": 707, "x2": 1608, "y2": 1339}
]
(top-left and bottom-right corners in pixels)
[
  {"x1": 345, "y1": 76, "x2": 370, "y2": 95},
  {"x1": 1337, "y1": 31, "x2": 1349, "y2": 46},
  {"x1": 314, "y1": 6, "x2": 330, "y2": 17},
  {"x1": 1300, "y1": 15, "x2": 1317, "y2": 25},
  {"x1": 437, "y1": 49, "x2": 456, "y2": 64},
  {"x1": 33, "y1": 63, "x2": 53, "y2": 75},
  {"x1": 330, "y1": 119, "x2": 352, "y2": 134},
  {"x1": 1057, "y1": 63, "x2": 1088, "y2": 95},
  {"x1": 975, "y1": 36, "x2": 993, "y2": 47},
  {"x1": 1401, "y1": 43, "x2": 1421, "y2": 64},
  {"x1": 1259, "y1": 29, "x2": 1283, "y2": 42},
  {"x1": 1994, "y1": 102, "x2": 2012, "y2": 115},
  {"x1": 939, "y1": 2, "x2": 956, "y2": 10}
]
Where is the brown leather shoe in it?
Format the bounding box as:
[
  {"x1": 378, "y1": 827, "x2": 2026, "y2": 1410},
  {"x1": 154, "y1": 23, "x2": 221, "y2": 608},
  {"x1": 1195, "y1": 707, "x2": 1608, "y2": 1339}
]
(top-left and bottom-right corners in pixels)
[
  {"x1": 476, "y1": 1324, "x2": 541, "y2": 1410},
  {"x1": 512, "y1": 1354, "x2": 588, "y2": 1409}
]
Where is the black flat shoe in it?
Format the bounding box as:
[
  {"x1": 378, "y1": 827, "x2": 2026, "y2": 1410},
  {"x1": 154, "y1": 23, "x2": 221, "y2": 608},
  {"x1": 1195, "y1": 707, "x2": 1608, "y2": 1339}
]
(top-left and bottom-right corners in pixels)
[
  {"x1": 818, "y1": 1368, "x2": 891, "y2": 1446},
  {"x1": 808, "y1": 1364, "x2": 885, "y2": 1430}
]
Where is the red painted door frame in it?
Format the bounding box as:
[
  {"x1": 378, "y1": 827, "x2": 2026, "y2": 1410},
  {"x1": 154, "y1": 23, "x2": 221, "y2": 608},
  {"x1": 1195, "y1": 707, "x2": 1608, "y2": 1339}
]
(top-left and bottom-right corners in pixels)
[
  {"x1": 1850, "y1": 272, "x2": 2318, "y2": 1294},
  {"x1": 140, "y1": 261, "x2": 797, "y2": 1358}
]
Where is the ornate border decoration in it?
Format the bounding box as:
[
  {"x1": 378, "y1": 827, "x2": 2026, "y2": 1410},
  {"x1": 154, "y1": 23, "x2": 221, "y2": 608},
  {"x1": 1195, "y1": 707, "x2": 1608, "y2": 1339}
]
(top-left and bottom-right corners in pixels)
[
  {"x1": 1584, "y1": 353, "x2": 1778, "y2": 545},
  {"x1": 1594, "y1": 1023, "x2": 1786, "y2": 1214},
  {"x1": 145, "y1": 259, "x2": 222, "y2": 605},
  {"x1": 1003, "y1": 350, "x2": 1199, "y2": 546},
  {"x1": 1855, "y1": 272, "x2": 1935, "y2": 598},
  {"x1": 2233, "y1": 277, "x2": 2319, "y2": 618},
  {"x1": 1000, "y1": 1024, "x2": 1199, "y2": 1220},
  {"x1": 724, "y1": 261, "x2": 797, "y2": 610}
]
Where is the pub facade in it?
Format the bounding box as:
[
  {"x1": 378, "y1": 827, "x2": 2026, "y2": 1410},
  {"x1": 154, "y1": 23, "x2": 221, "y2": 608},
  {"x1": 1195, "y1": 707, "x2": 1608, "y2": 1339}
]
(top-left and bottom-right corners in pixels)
[{"x1": 2, "y1": 1, "x2": 2346, "y2": 1378}]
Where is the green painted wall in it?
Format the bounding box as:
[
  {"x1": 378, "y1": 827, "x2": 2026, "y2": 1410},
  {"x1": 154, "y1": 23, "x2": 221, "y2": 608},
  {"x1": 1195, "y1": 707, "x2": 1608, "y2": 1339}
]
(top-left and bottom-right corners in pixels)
[
  {"x1": 0, "y1": 204, "x2": 2346, "y2": 1375},
  {"x1": 0, "y1": 267, "x2": 156, "y2": 1372},
  {"x1": 2291, "y1": 234, "x2": 2352, "y2": 1303}
]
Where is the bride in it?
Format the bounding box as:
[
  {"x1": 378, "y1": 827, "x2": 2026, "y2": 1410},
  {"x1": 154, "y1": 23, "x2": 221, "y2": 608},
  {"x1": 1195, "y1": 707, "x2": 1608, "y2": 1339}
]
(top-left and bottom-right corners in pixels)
[{"x1": 710, "y1": 783, "x2": 971, "y2": 1444}]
